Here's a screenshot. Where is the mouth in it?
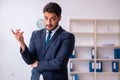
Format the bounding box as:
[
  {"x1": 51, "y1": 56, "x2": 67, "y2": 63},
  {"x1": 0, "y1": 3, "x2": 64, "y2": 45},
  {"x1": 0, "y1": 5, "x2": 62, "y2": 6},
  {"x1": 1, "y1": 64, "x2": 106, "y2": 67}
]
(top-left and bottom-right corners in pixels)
[
  {"x1": 46, "y1": 24, "x2": 52, "y2": 28},
  {"x1": 46, "y1": 25, "x2": 53, "y2": 30},
  {"x1": 47, "y1": 25, "x2": 52, "y2": 28}
]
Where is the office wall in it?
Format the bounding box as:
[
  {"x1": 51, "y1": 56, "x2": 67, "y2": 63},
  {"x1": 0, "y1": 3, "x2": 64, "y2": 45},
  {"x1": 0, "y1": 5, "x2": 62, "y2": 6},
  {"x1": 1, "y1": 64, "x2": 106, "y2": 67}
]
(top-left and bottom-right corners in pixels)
[{"x1": 0, "y1": 0, "x2": 120, "y2": 80}]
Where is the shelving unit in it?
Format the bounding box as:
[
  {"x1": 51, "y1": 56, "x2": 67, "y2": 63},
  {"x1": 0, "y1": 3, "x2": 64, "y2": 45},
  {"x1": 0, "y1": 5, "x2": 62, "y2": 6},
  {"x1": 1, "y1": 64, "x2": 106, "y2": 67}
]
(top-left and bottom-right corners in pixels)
[{"x1": 68, "y1": 19, "x2": 120, "y2": 80}]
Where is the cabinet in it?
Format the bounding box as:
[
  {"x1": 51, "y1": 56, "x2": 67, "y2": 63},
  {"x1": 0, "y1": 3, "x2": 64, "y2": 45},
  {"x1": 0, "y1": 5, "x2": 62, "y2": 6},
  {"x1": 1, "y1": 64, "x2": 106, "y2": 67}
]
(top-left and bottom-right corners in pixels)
[{"x1": 68, "y1": 19, "x2": 120, "y2": 80}]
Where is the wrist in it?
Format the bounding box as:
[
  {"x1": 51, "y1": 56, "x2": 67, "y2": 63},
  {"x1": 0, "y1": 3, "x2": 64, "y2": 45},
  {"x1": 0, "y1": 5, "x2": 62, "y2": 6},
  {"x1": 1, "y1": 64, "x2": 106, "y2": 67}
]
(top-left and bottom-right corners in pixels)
[{"x1": 19, "y1": 41, "x2": 25, "y2": 52}]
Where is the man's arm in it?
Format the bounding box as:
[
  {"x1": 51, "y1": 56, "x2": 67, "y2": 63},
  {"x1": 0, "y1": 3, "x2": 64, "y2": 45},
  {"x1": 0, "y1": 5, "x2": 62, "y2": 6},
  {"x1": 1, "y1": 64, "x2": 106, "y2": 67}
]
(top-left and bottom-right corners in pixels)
[
  {"x1": 11, "y1": 29, "x2": 36, "y2": 65},
  {"x1": 11, "y1": 29, "x2": 25, "y2": 52}
]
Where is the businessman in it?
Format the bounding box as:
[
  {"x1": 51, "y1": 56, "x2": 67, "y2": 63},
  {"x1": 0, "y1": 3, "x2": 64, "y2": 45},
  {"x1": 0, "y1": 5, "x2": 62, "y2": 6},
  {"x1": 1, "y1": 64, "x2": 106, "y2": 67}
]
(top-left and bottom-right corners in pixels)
[{"x1": 11, "y1": 2, "x2": 75, "y2": 80}]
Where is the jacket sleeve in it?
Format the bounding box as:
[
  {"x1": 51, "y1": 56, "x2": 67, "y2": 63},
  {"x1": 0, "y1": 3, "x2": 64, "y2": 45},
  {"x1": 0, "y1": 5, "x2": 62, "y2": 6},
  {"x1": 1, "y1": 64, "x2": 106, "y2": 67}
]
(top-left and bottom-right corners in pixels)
[
  {"x1": 36, "y1": 33, "x2": 75, "y2": 72},
  {"x1": 20, "y1": 31, "x2": 37, "y2": 64}
]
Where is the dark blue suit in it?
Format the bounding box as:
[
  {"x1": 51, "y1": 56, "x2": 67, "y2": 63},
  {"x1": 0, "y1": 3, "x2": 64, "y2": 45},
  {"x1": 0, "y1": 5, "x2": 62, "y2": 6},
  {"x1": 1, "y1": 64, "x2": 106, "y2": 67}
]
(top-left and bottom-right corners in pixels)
[{"x1": 21, "y1": 27, "x2": 75, "y2": 80}]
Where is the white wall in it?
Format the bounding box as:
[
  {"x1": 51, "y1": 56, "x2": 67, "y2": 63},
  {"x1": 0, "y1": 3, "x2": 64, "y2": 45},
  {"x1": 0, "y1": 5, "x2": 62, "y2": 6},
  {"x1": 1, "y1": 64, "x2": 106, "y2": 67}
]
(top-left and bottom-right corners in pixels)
[{"x1": 0, "y1": 0, "x2": 120, "y2": 80}]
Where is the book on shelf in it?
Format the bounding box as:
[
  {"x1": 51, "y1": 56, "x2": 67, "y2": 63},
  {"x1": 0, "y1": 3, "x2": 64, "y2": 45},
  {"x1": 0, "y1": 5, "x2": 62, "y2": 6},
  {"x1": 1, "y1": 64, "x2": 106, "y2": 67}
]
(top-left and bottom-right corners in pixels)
[
  {"x1": 114, "y1": 48, "x2": 120, "y2": 59},
  {"x1": 89, "y1": 61, "x2": 102, "y2": 72},
  {"x1": 89, "y1": 61, "x2": 94, "y2": 72},
  {"x1": 112, "y1": 61, "x2": 119, "y2": 72},
  {"x1": 72, "y1": 74, "x2": 78, "y2": 80},
  {"x1": 91, "y1": 48, "x2": 95, "y2": 59},
  {"x1": 70, "y1": 62, "x2": 74, "y2": 72},
  {"x1": 70, "y1": 49, "x2": 76, "y2": 58},
  {"x1": 96, "y1": 61, "x2": 102, "y2": 72}
]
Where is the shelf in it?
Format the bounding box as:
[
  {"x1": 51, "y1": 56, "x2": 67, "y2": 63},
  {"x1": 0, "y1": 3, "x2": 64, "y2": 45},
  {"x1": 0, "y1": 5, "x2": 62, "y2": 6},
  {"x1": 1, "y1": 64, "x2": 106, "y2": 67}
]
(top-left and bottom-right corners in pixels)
[
  {"x1": 70, "y1": 72, "x2": 120, "y2": 75},
  {"x1": 96, "y1": 59, "x2": 120, "y2": 61},
  {"x1": 70, "y1": 58, "x2": 94, "y2": 61},
  {"x1": 68, "y1": 19, "x2": 120, "y2": 80},
  {"x1": 73, "y1": 32, "x2": 94, "y2": 35},
  {"x1": 70, "y1": 19, "x2": 95, "y2": 33},
  {"x1": 96, "y1": 33, "x2": 120, "y2": 35},
  {"x1": 96, "y1": 45, "x2": 120, "y2": 48},
  {"x1": 76, "y1": 45, "x2": 94, "y2": 47},
  {"x1": 96, "y1": 72, "x2": 120, "y2": 74},
  {"x1": 70, "y1": 71, "x2": 94, "y2": 74}
]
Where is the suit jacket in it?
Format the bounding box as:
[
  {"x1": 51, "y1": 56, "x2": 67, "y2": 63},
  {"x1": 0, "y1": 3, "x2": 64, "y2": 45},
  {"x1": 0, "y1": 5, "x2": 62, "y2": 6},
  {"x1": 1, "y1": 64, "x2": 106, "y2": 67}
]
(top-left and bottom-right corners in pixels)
[{"x1": 21, "y1": 26, "x2": 75, "y2": 80}]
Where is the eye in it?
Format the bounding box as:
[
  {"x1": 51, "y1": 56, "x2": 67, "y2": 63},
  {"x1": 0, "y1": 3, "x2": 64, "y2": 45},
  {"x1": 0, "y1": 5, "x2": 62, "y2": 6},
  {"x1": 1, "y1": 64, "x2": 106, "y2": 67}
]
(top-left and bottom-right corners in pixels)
[
  {"x1": 50, "y1": 17, "x2": 56, "y2": 21},
  {"x1": 44, "y1": 16, "x2": 48, "y2": 20}
]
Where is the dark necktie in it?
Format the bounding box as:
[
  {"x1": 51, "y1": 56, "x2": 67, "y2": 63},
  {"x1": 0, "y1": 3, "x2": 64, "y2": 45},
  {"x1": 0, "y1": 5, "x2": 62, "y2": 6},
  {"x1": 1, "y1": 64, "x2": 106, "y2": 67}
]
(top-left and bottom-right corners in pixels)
[{"x1": 46, "y1": 31, "x2": 52, "y2": 48}]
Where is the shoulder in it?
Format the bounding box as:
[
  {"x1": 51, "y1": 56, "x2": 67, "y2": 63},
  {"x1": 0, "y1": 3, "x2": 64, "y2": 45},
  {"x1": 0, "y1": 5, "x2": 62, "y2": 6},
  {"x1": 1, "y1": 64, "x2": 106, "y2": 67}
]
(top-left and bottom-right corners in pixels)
[
  {"x1": 58, "y1": 26, "x2": 74, "y2": 37},
  {"x1": 30, "y1": 29, "x2": 46, "y2": 39},
  {"x1": 60, "y1": 28, "x2": 75, "y2": 40},
  {"x1": 31, "y1": 28, "x2": 45, "y2": 36},
  {"x1": 33, "y1": 28, "x2": 45, "y2": 34}
]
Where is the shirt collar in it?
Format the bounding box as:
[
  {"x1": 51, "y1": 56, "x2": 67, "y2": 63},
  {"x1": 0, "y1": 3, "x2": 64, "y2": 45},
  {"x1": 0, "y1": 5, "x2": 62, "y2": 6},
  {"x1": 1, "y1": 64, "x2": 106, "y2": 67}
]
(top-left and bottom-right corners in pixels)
[{"x1": 46, "y1": 25, "x2": 60, "y2": 34}]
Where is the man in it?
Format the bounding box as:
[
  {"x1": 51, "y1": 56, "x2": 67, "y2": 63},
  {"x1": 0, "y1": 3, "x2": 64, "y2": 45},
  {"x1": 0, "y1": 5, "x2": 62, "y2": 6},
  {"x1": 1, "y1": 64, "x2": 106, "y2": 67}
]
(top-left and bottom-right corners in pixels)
[{"x1": 11, "y1": 2, "x2": 75, "y2": 80}]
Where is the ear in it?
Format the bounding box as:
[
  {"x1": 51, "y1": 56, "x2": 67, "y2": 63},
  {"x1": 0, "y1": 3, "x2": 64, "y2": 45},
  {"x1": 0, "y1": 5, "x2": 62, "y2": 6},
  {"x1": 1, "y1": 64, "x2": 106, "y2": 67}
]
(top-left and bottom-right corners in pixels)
[{"x1": 58, "y1": 16, "x2": 61, "y2": 21}]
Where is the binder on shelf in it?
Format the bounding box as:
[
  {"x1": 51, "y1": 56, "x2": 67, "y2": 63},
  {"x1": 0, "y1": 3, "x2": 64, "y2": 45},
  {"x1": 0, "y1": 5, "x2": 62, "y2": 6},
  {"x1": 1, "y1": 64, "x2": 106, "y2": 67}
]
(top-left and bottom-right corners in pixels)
[
  {"x1": 70, "y1": 49, "x2": 76, "y2": 58},
  {"x1": 89, "y1": 61, "x2": 102, "y2": 72},
  {"x1": 72, "y1": 74, "x2": 78, "y2": 80},
  {"x1": 91, "y1": 48, "x2": 95, "y2": 59},
  {"x1": 114, "y1": 48, "x2": 120, "y2": 59},
  {"x1": 70, "y1": 62, "x2": 74, "y2": 72},
  {"x1": 112, "y1": 61, "x2": 119, "y2": 72},
  {"x1": 96, "y1": 61, "x2": 102, "y2": 72},
  {"x1": 89, "y1": 61, "x2": 94, "y2": 72}
]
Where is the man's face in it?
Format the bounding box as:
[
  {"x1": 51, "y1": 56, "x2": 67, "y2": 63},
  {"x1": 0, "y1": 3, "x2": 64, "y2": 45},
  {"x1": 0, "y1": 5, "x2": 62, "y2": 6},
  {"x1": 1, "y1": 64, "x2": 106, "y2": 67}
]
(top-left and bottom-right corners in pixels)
[{"x1": 44, "y1": 12, "x2": 61, "y2": 31}]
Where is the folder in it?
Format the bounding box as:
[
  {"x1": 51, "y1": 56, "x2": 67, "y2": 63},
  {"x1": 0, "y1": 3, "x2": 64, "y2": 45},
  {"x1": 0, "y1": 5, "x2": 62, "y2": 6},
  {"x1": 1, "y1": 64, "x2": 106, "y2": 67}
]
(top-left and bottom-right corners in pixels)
[
  {"x1": 70, "y1": 62, "x2": 74, "y2": 72},
  {"x1": 89, "y1": 61, "x2": 94, "y2": 72},
  {"x1": 89, "y1": 61, "x2": 102, "y2": 72},
  {"x1": 114, "y1": 48, "x2": 120, "y2": 59},
  {"x1": 112, "y1": 61, "x2": 119, "y2": 72},
  {"x1": 72, "y1": 74, "x2": 78, "y2": 80},
  {"x1": 91, "y1": 48, "x2": 95, "y2": 59},
  {"x1": 96, "y1": 61, "x2": 102, "y2": 72},
  {"x1": 70, "y1": 49, "x2": 76, "y2": 58}
]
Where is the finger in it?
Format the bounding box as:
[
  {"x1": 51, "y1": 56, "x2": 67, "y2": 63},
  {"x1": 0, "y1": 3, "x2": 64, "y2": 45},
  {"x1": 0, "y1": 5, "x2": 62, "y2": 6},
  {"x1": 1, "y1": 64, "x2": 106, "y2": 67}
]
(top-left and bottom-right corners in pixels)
[
  {"x1": 11, "y1": 29, "x2": 15, "y2": 35},
  {"x1": 18, "y1": 31, "x2": 24, "y2": 35},
  {"x1": 16, "y1": 29, "x2": 21, "y2": 33},
  {"x1": 21, "y1": 31, "x2": 24, "y2": 34}
]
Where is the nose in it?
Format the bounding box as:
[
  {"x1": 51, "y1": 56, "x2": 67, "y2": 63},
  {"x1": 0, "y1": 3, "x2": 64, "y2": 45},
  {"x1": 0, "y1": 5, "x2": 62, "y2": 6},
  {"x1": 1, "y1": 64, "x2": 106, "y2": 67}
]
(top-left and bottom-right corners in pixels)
[{"x1": 46, "y1": 19, "x2": 51, "y2": 25}]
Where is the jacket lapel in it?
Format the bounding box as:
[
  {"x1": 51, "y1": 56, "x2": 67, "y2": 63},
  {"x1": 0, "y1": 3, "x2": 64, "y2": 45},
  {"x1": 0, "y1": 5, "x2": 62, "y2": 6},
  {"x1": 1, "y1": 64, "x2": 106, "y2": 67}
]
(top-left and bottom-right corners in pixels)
[
  {"x1": 43, "y1": 27, "x2": 64, "y2": 56},
  {"x1": 42, "y1": 30, "x2": 46, "y2": 51},
  {"x1": 49, "y1": 27, "x2": 63, "y2": 46},
  {"x1": 40, "y1": 29, "x2": 46, "y2": 55}
]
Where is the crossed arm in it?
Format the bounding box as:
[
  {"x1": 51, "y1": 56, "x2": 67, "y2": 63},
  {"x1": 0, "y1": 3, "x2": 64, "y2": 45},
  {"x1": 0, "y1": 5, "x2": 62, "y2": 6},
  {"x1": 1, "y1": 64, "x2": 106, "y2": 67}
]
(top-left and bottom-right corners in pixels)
[{"x1": 11, "y1": 29, "x2": 38, "y2": 68}]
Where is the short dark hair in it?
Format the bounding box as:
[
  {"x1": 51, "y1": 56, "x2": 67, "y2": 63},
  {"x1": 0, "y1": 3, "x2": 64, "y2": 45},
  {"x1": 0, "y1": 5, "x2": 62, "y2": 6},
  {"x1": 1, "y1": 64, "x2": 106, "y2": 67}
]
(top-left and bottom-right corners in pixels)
[{"x1": 43, "y1": 2, "x2": 62, "y2": 17}]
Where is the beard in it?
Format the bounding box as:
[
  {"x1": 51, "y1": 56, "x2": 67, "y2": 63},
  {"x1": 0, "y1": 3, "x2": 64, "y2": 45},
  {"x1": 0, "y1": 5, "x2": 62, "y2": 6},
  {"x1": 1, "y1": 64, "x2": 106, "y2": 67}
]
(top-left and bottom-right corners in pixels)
[{"x1": 45, "y1": 23, "x2": 58, "y2": 30}]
